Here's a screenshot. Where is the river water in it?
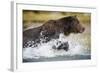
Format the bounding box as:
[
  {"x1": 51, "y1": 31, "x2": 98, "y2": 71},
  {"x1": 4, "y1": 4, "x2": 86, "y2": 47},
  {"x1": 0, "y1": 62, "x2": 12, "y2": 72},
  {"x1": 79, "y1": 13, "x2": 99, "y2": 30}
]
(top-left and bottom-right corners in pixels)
[{"x1": 23, "y1": 25, "x2": 91, "y2": 62}]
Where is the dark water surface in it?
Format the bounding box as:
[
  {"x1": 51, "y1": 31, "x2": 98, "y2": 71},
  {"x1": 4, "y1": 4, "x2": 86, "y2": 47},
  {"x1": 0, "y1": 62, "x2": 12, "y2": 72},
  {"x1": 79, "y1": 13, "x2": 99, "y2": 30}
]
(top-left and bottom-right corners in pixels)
[{"x1": 23, "y1": 55, "x2": 91, "y2": 62}]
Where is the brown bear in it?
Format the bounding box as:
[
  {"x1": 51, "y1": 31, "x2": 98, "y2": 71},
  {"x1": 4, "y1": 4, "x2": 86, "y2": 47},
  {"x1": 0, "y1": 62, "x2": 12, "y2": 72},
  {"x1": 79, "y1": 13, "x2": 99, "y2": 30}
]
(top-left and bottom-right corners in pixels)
[{"x1": 23, "y1": 16, "x2": 85, "y2": 50}]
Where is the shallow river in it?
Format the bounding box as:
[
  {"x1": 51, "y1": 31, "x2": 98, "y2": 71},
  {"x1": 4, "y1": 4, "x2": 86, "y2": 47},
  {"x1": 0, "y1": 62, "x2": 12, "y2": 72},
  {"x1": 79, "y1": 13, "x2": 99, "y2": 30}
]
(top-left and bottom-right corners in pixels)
[{"x1": 23, "y1": 25, "x2": 91, "y2": 62}]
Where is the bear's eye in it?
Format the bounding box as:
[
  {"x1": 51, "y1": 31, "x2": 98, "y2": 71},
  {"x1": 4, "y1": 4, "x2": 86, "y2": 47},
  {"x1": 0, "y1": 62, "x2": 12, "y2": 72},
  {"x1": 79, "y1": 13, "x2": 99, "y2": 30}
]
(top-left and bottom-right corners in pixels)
[{"x1": 73, "y1": 20, "x2": 80, "y2": 26}]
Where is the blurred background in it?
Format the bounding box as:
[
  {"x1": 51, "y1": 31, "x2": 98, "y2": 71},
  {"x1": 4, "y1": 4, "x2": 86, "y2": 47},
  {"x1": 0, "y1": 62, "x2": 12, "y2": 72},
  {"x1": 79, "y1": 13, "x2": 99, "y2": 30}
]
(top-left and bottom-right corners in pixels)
[{"x1": 23, "y1": 10, "x2": 91, "y2": 29}]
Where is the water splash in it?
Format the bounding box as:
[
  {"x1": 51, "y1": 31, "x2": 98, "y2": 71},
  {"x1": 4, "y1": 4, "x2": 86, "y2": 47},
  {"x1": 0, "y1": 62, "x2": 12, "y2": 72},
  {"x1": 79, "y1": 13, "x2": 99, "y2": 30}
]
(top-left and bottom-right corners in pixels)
[{"x1": 23, "y1": 33, "x2": 90, "y2": 59}]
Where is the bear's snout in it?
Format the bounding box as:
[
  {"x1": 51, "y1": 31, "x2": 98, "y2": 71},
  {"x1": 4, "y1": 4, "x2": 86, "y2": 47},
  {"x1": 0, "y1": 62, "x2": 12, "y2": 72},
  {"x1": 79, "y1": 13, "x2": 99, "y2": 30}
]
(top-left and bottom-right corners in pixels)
[
  {"x1": 79, "y1": 27, "x2": 85, "y2": 33},
  {"x1": 76, "y1": 23, "x2": 85, "y2": 33}
]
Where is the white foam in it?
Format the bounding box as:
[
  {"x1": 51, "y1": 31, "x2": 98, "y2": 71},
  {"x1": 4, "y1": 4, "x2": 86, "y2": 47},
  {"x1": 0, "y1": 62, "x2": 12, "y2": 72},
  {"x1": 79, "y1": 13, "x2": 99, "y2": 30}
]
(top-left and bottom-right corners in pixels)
[{"x1": 23, "y1": 33, "x2": 90, "y2": 59}]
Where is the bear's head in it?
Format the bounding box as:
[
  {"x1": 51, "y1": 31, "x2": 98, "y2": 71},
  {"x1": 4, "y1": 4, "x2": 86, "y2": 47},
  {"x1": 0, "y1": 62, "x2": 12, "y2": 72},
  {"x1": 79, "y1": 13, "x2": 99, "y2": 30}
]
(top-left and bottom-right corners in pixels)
[{"x1": 57, "y1": 16, "x2": 85, "y2": 35}]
